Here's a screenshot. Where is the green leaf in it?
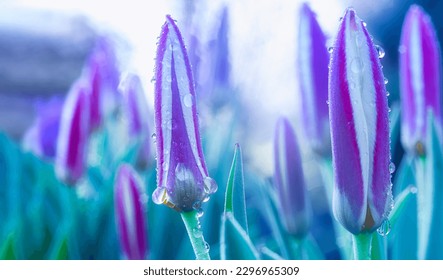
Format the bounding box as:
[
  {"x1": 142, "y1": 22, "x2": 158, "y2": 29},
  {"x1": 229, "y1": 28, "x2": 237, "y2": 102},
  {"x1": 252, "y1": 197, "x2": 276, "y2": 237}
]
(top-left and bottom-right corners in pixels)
[
  {"x1": 371, "y1": 232, "x2": 387, "y2": 260},
  {"x1": 224, "y1": 143, "x2": 248, "y2": 232},
  {"x1": 420, "y1": 111, "x2": 443, "y2": 259},
  {"x1": 257, "y1": 181, "x2": 291, "y2": 259},
  {"x1": 390, "y1": 154, "x2": 417, "y2": 259},
  {"x1": 220, "y1": 213, "x2": 259, "y2": 260},
  {"x1": 259, "y1": 247, "x2": 284, "y2": 260},
  {"x1": 389, "y1": 102, "x2": 401, "y2": 154},
  {"x1": 0, "y1": 232, "x2": 16, "y2": 260}
]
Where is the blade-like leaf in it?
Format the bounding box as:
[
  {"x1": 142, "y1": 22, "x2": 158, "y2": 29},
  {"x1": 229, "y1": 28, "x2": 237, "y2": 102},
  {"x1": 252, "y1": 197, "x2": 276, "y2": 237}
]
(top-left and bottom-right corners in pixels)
[
  {"x1": 390, "y1": 154, "x2": 417, "y2": 259},
  {"x1": 422, "y1": 112, "x2": 443, "y2": 259},
  {"x1": 224, "y1": 143, "x2": 248, "y2": 232},
  {"x1": 220, "y1": 213, "x2": 259, "y2": 260}
]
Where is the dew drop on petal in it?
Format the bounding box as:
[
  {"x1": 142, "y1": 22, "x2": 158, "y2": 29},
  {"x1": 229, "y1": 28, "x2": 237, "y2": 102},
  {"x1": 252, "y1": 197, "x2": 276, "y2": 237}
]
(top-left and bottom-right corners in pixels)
[
  {"x1": 351, "y1": 59, "x2": 363, "y2": 73},
  {"x1": 384, "y1": 78, "x2": 389, "y2": 85},
  {"x1": 386, "y1": 91, "x2": 390, "y2": 97},
  {"x1": 376, "y1": 45, "x2": 385, "y2": 59},
  {"x1": 389, "y1": 162, "x2": 396, "y2": 174},
  {"x1": 204, "y1": 242, "x2": 210, "y2": 252},
  {"x1": 328, "y1": 47, "x2": 334, "y2": 53},
  {"x1": 377, "y1": 219, "x2": 391, "y2": 236},
  {"x1": 197, "y1": 208, "x2": 204, "y2": 218},
  {"x1": 203, "y1": 177, "x2": 218, "y2": 194},
  {"x1": 192, "y1": 201, "x2": 202, "y2": 210},
  {"x1": 409, "y1": 185, "x2": 418, "y2": 194},
  {"x1": 183, "y1": 94, "x2": 193, "y2": 107},
  {"x1": 362, "y1": 21, "x2": 367, "y2": 27}
]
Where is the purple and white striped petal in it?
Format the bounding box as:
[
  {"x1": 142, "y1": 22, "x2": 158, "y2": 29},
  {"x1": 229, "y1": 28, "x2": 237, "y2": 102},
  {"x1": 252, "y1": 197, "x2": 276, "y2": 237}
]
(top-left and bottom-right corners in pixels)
[
  {"x1": 55, "y1": 80, "x2": 90, "y2": 185},
  {"x1": 120, "y1": 73, "x2": 152, "y2": 167},
  {"x1": 152, "y1": 15, "x2": 217, "y2": 212},
  {"x1": 297, "y1": 3, "x2": 330, "y2": 156},
  {"x1": 114, "y1": 164, "x2": 148, "y2": 260},
  {"x1": 329, "y1": 8, "x2": 392, "y2": 234},
  {"x1": 274, "y1": 117, "x2": 311, "y2": 238},
  {"x1": 83, "y1": 37, "x2": 121, "y2": 131},
  {"x1": 399, "y1": 5, "x2": 441, "y2": 156},
  {"x1": 120, "y1": 74, "x2": 150, "y2": 137}
]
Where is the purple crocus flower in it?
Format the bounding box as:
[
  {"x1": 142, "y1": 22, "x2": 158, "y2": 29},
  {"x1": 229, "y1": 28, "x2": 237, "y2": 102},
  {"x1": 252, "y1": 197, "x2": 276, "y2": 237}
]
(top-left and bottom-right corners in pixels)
[
  {"x1": 274, "y1": 117, "x2": 311, "y2": 238},
  {"x1": 152, "y1": 15, "x2": 217, "y2": 212},
  {"x1": 114, "y1": 164, "x2": 148, "y2": 260},
  {"x1": 120, "y1": 73, "x2": 152, "y2": 167},
  {"x1": 55, "y1": 80, "x2": 90, "y2": 185},
  {"x1": 399, "y1": 5, "x2": 441, "y2": 156},
  {"x1": 329, "y1": 8, "x2": 392, "y2": 234},
  {"x1": 120, "y1": 74, "x2": 150, "y2": 137},
  {"x1": 22, "y1": 97, "x2": 64, "y2": 159},
  {"x1": 83, "y1": 36, "x2": 120, "y2": 131},
  {"x1": 297, "y1": 3, "x2": 330, "y2": 156}
]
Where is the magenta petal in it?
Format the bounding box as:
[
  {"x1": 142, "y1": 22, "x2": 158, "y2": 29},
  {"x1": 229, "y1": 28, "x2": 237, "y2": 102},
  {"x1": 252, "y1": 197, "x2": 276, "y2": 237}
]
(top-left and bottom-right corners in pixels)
[
  {"x1": 152, "y1": 15, "x2": 217, "y2": 212},
  {"x1": 329, "y1": 8, "x2": 392, "y2": 234},
  {"x1": 399, "y1": 5, "x2": 442, "y2": 155},
  {"x1": 121, "y1": 74, "x2": 150, "y2": 137},
  {"x1": 297, "y1": 3, "x2": 330, "y2": 156},
  {"x1": 274, "y1": 117, "x2": 311, "y2": 238},
  {"x1": 55, "y1": 80, "x2": 90, "y2": 184},
  {"x1": 114, "y1": 164, "x2": 148, "y2": 260}
]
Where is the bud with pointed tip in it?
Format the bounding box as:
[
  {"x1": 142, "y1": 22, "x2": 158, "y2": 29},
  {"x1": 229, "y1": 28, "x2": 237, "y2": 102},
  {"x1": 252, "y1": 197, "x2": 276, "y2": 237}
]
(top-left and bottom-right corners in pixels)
[
  {"x1": 152, "y1": 15, "x2": 217, "y2": 212},
  {"x1": 55, "y1": 80, "x2": 90, "y2": 184},
  {"x1": 274, "y1": 117, "x2": 311, "y2": 238},
  {"x1": 329, "y1": 8, "x2": 392, "y2": 234},
  {"x1": 297, "y1": 3, "x2": 330, "y2": 156},
  {"x1": 114, "y1": 164, "x2": 148, "y2": 260},
  {"x1": 120, "y1": 74, "x2": 151, "y2": 166},
  {"x1": 399, "y1": 5, "x2": 442, "y2": 156}
]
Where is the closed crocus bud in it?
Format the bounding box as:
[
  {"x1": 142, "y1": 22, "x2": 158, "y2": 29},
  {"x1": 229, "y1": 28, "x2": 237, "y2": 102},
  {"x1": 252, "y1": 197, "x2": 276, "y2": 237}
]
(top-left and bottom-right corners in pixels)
[
  {"x1": 83, "y1": 37, "x2": 120, "y2": 131},
  {"x1": 22, "y1": 97, "x2": 64, "y2": 159},
  {"x1": 120, "y1": 74, "x2": 150, "y2": 137},
  {"x1": 274, "y1": 117, "x2": 311, "y2": 238},
  {"x1": 329, "y1": 8, "x2": 392, "y2": 234},
  {"x1": 297, "y1": 3, "x2": 330, "y2": 156},
  {"x1": 55, "y1": 80, "x2": 90, "y2": 185},
  {"x1": 120, "y1": 73, "x2": 152, "y2": 167},
  {"x1": 399, "y1": 5, "x2": 442, "y2": 156},
  {"x1": 114, "y1": 164, "x2": 148, "y2": 260},
  {"x1": 152, "y1": 15, "x2": 217, "y2": 212}
]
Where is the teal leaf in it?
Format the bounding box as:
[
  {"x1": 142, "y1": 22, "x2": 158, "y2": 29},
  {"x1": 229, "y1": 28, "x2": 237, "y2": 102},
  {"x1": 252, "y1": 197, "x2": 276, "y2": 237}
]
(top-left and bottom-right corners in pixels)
[
  {"x1": 0, "y1": 232, "x2": 16, "y2": 260},
  {"x1": 390, "y1": 154, "x2": 417, "y2": 259},
  {"x1": 259, "y1": 247, "x2": 284, "y2": 260},
  {"x1": 389, "y1": 102, "x2": 401, "y2": 154},
  {"x1": 220, "y1": 213, "x2": 259, "y2": 260},
  {"x1": 224, "y1": 143, "x2": 248, "y2": 232},
  {"x1": 421, "y1": 111, "x2": 443, "y2": 259}
]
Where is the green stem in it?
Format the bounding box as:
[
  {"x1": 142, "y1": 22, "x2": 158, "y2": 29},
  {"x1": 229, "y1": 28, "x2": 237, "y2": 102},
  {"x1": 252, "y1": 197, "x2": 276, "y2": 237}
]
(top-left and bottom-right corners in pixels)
[
  {"x1": 181, "y1": 210, "x2": 210, "y2": 260},
  {"x1": 352, "y1": 233, "x2": 372, "y2": 260}
]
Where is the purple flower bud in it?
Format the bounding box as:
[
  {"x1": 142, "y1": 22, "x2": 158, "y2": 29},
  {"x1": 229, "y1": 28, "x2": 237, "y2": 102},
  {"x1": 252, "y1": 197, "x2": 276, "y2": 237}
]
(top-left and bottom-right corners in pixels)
[
  {"x1": 297, "y1": 3, "x2": 330, "y2": 156},
  {"x1": 273, "y1": 117, "x2": 311, "y2": 238},
  {"x1": 55, "y1": 80, "x2": 90, "y2": 184},
  {"x1": 120, "y1": 73, "x2": 152, "y2": 167},
  {"x1": 152, "y1": 16, "x2": 217, "y2": 212},
  {"x1": 83, "y1": 37, "x2": 120, "y2": 131},
  {"x1": 329, "y1": 8, "x2": 392, "y2": 234},
  {"x1": 120, "y1": 74, "x2": 150, "y2": 137},
  {"x1": 23, "y1": 97, "x2": 64, "y2": 159},
  {"x1": 114, "y1": 164, "x2": 148, "y2": 260},
  {"x1": 399, "y1": 5, "x2": 441, "y2": 155}
]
